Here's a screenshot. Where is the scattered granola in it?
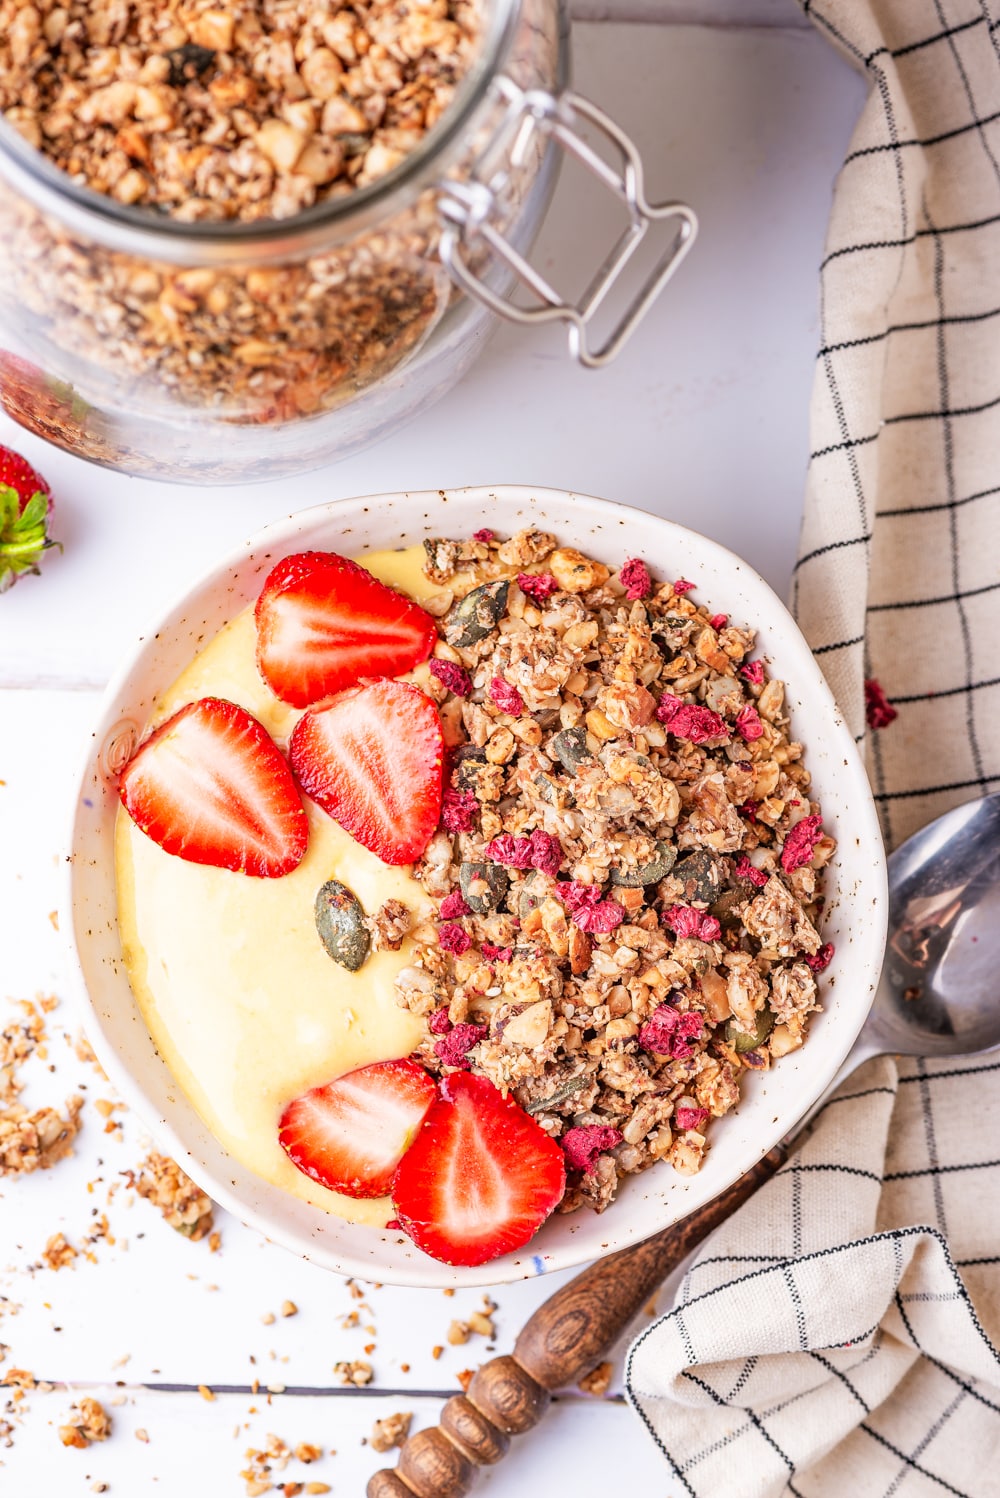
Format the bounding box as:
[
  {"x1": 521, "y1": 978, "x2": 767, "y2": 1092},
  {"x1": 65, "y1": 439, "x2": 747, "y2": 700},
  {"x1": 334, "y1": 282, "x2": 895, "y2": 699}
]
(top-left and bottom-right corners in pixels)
[
  {"x1": 370, "y1": 1410, "x2": 412, "y2": 1452},
  {"x1": 398, "y1": 529, "x2": 836, "y2": 1213},
  {"x1": 333, "y1": 1358, "x2": 373, "y2": 1386},
  {"x1": 41, "y1": 1231, "x2": 77, "y2": 1270},
  {"x1": 58, "y1": 1396, "x2": 112, "y2": 1448},
  {"x1": 124, "y1": 1150, "x2": 216, "y2": 1240},
  {"x1": 0, "y1": 1096, "x2": 84, "y2": 1176},
  {"x1": 577, "y1": 1360, "x2": 613, "y2": 1397}
]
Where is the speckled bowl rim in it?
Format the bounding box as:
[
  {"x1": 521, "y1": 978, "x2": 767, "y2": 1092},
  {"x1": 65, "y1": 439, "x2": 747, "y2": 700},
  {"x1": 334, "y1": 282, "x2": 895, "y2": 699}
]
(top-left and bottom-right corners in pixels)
[{"x1": 65, "y1": 485, "x2": 888, "y2": 1289}]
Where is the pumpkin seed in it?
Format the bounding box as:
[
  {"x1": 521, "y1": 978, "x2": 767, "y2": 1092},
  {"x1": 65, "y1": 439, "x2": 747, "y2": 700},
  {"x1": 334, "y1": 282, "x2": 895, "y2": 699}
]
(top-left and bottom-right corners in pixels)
[
  {"x1": 459, "y1": 861, "x2": 509, "y2": 915},
  {"x1": 445, "y1": 579, "x2": 510, "y2": 647},
  {"x1": 673, "y1": 850, "x2": 723, "y2": 905},
  {"x1": 314, "y1": 880, "x2": 370, "y2": 972},
  {"x1": 611, "y1": 841, "x2": 677, "y2": 887},
  {"x1": 550, "y1": 725, "x2": 592, "y2": 772},
  {"x1": 726, "y1": 1006, "x2": 774, "y2": 1054},
  {"x1": 452, "y1": 745, "x2": 487, "y2": 793},
  {"x1": 524, "y1": 1074, "x2": 590, "y2": 1114}
]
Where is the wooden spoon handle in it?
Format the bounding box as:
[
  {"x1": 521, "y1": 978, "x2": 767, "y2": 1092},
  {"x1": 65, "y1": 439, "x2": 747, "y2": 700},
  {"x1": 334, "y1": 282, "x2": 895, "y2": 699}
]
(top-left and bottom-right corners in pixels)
[{"x1": 367, "y1": 1141, "x2": 787, "y2": 1497}]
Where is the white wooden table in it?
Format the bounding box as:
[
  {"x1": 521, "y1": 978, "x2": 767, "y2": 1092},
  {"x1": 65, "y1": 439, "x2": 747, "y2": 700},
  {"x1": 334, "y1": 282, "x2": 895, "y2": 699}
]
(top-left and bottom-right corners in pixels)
[{"x1": 0, "y1": 12, "x2": 866, "y2": 1495}]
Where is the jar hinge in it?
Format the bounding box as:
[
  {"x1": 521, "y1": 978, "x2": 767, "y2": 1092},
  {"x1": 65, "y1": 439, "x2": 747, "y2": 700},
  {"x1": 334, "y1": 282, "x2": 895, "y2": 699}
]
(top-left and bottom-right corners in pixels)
[{"x1": 436, "y1": 79, "x2": 697, "y2": 369}]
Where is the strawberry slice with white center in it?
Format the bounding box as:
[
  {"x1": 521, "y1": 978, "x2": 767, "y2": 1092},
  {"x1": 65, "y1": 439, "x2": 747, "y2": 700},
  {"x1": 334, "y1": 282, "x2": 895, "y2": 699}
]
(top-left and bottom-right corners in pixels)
[
  {"x1": 255, "y1": 550, "x2": 437, "y2": 708},
  {"x1": 289, "y1": 679, "x2": 444, "y2": 865},
  {"x1": 279, "y1": 1059, "x2": 437, "y2": 1199},
  {"x1": 391, "y1": 1072, "x2": 567, "y2": 1266},
  {"x1": 119, "y1": 696, "x2": 308, "y2": 877}
]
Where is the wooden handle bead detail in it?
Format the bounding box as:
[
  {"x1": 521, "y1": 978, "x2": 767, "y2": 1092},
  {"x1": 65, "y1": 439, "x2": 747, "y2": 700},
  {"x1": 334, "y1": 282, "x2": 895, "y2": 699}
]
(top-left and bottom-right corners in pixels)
[
  {"x1": 367, "y1": 1471, "x2": 417, "y2": 1498},
  {"x1": 467, "y1": 1355, "x2": 550, "y2": 1434},
  {"x1": 397, "y1": 1427, "x2": 475, "y2": 1498},
  {"x1": 368, "y1": 1143, "x2": 790, "y2": 1498},
  {"x1": 440, "y1": 1394, "x2": 510, "y2": 1465}
]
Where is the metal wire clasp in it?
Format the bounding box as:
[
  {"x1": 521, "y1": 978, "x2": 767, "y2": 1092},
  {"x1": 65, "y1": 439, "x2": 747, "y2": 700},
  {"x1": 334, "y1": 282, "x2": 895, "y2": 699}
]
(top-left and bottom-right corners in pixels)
[{"x1": 436, "y1": 78, "x2": 697, "y2": 369}]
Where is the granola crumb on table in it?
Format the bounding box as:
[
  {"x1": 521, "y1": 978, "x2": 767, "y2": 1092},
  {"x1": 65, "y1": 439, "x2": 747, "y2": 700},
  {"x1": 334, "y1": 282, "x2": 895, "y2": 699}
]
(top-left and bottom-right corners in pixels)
[
  {"x1": 124, "y1": 1150, "x2": 216, "y2": 1241},
  {"x1": 396, "y1": 528, "x2": 836, "y2": 1214},
  {"x1": 58, "y1": 1396, "x2": 112, "y2": 1448},
  {"x1": 370, "y1": 1410, "x2": 413, "y2": 1452}
]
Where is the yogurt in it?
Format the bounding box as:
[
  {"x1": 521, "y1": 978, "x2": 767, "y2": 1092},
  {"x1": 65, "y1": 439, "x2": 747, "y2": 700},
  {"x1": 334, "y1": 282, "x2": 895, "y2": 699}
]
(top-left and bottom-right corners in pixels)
[{"x1": 115, "y1": 547, "x2": 440, "y2": 1227}]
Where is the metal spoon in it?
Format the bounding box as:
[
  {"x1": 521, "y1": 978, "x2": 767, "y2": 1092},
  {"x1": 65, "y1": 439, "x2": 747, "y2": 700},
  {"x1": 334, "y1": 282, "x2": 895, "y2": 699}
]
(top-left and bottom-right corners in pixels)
[{"x1": 369, "y1": 791, "x2": 1000, "y2": 1498}]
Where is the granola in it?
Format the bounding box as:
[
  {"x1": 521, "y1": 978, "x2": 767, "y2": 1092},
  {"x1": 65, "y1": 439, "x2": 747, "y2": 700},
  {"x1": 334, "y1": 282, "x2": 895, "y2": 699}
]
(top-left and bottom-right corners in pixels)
[
  {"x1": 395, "y1": 529, "x2": 836, "y2": 1213},
  {"x1": 0, "y1": 1096, "x2": 83, "y2": 1176},
  {"x1": 58, "y1": 1396, "x2": 112, "y2": 1448},
  {"x1": 0, "y1": 0, "x2": 500, "y2": 446},
  {"x1": 124, "y1": 1150, "x2": 216, "y2": 1240}
]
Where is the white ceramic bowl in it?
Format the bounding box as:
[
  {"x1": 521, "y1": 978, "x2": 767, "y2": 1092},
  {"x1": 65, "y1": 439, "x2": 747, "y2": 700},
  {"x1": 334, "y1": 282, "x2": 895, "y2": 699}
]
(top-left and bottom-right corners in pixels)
[{"x1": 66, "y1": 485, "x2": 887, "y2": 1288}]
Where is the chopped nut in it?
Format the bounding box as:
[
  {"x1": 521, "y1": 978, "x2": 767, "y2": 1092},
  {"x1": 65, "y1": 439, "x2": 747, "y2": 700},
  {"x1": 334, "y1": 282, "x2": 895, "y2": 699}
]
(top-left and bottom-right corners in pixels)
[
  {"x1": 578, "y1": 1361, "x2": 612, "y2": 1396},
  {"x1": 370, "y1": 1411, "x2": 412, "y2": 1452},
  {"x1": 280, "y1": 1300, "x2": 298, "y2": 1318},
  {"x1": 59, "y1": 1397, "x2": 111, "y2": 1447}
]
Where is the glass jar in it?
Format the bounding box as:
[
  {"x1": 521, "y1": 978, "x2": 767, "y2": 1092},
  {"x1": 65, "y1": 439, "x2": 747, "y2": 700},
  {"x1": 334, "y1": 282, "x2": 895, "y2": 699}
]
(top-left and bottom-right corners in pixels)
[{"x1": 0, "y1": 0, "x2": 694, "y2": 483}]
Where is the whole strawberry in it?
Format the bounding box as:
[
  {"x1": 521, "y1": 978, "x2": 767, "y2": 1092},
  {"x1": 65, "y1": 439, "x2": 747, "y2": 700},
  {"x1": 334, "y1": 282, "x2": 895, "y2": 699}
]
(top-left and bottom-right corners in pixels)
[{"x1": 0, "y1": 444, "x2": 56, "y2": 592}]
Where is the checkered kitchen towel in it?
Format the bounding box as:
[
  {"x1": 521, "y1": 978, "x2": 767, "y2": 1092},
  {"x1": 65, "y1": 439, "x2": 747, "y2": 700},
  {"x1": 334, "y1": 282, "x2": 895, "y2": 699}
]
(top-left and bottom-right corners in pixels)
[{"x1": 625, "y1": 3, "x2": 1000, "y2": 1494}]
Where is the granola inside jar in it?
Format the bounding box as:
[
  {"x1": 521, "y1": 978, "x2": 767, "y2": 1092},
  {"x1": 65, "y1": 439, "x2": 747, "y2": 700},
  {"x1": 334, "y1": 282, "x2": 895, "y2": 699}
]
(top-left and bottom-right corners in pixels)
[{"x1": 0, "y1": 0, "x2": 564, "y2": 479}]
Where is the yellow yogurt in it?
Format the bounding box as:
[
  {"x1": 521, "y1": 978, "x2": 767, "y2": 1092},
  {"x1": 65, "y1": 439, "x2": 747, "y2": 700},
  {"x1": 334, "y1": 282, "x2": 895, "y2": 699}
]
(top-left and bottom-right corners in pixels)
[{"x1": 115, "y1": 546, "x2": 442, "y2": 1226}]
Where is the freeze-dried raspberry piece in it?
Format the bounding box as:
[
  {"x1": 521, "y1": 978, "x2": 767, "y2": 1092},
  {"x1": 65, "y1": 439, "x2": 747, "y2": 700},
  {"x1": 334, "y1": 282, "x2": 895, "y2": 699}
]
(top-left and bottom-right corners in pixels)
[
  {"x1": 619, "y1": 558, "x2": 651, "y2": 600},
  {"x1": 480, "y1": 942, "x2": 512, "y2": 964},
  {"x1": 805, "y1": 942, "x2": 834, "y2": 973},
  {"x1": 572, "y1": 898, "x2": 625, "y2": 934},
  {"x1": 490, "y1": 677, "x2": 524, "y2": 715},
  {"x1": 639, "y1": 1005, "x2": 703, "y2": 1060},
  {"x1": 439, "y1": 890, "x2": 471, "y2": 919},
  {"x1": 442, "y1": 788, "x2": 478, "y2": 834},
  {"x1": 517, "y1": 572, "x2": 559, "y2": 602},
  {"x1": 428, "y1": 1008, "x2": 453, "y2": 1034},
  {"x1": 674, "y1": 1105, "x2": 709, "y2": 1132},
  {"x1": 484, "y1": 834, "x2": 533, "y2": 869},
  {"x1": 484, "y1": 828, "x2": 564, "y2": 875},
  {"x1": 735, "y1": 703, "x2": 764, "y2": 741},
  {"x1": 433, "y1": 1022, "x2": 487, "y2": 1068},
  {"x1": 673, "y1": 578, "x2": 696, "y2": 595},
  {"x1": 740, "y1": 659, "x2": 765, "y2": 685},
  {"x1": 472, "y1": 528, "x2": 494, "y2": 543},
  {"x1": 438, "y1": 922, "x2": 473, "y2": 955},
  {"x1": 656, "y1": 694, "x2": 729, "y2": 744},
  {"x1": 663, "y1": 905, "x2": 721, "y2": 941},
  {"x1": 560, "y1": 883, "x2": 603, "y2": 912},
  {"x1": 734, "y1": 855, "x2": 768, "y2": 888},
  {"x1": 780, "y1": 814, "x2": 823, "y2": 873},
  {"x1": 864, "y1": 678, "x2": 898, "y2": 730},
  {"x1": 709, "y1": 613, "x2": 728, "y2": 631},
  {"x1": 527, "y1": 829, "x2": 563, "y2": 876},
  {"x1": 740, "y1": 799, "x2": 759, "y2": 824},
  {"x1": 561, "y1": 1125, "x2": 623, "y2": 1175},
  {"x1": 429, "y1": 659, "x2": 472, "y2": 698}
]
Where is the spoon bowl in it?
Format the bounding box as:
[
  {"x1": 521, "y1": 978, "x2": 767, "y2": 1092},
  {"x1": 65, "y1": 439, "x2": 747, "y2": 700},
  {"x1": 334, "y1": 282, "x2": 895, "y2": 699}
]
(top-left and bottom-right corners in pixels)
[{"x1": 852, "y1": 791, "x2": 1000, "y2": 1064}]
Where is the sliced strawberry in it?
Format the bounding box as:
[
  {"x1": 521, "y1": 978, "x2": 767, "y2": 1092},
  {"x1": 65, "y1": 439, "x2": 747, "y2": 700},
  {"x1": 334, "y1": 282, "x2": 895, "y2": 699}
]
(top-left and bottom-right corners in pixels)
[
  {"x1": 391, "y1": 1072, "x2": 567, "y2": 1267},
  {"x1": 255, "y1": 550, "x2": 437, "y2": 708},
  {"x1": 119, "y1": 696, "x2": 308, "y2": 877},
  {"x1": 289, "y1": 679, "x2": 443, "y2": 866},
  {"x1": 279, "y1": 1059, "x2": 437, "y2": 1199}
]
